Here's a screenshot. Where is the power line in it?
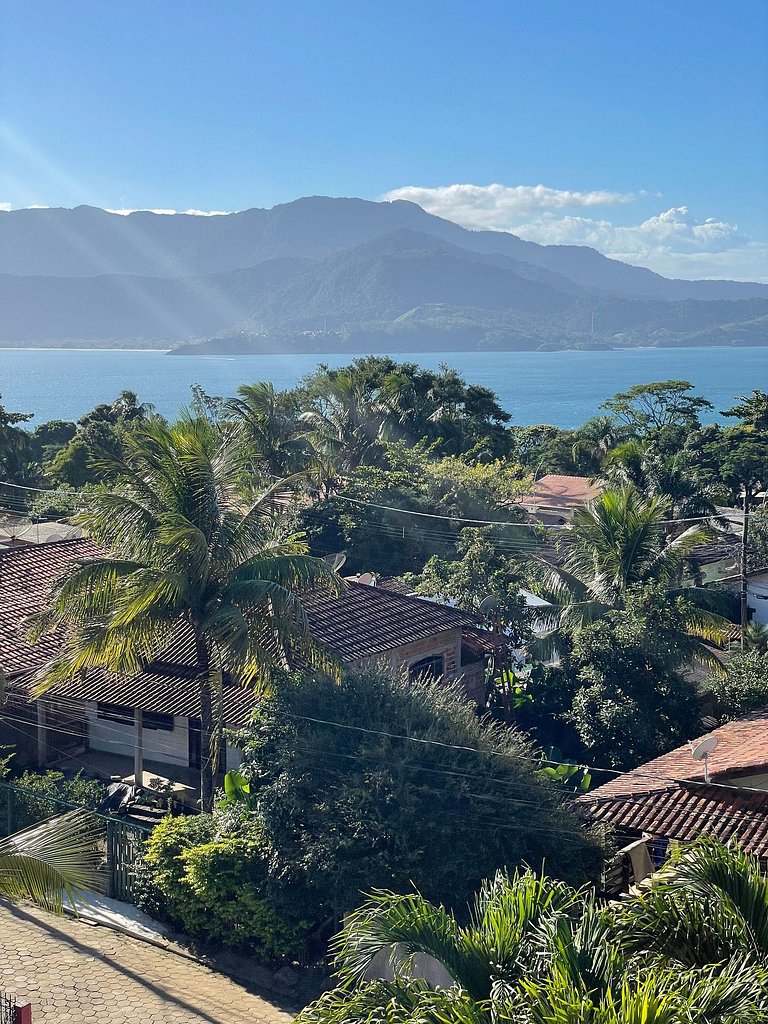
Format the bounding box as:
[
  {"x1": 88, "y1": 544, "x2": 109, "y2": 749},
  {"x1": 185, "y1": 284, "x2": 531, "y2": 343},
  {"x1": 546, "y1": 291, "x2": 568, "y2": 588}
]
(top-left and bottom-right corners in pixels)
[{"x1": 3, "y1": 479, "x2": 765, "y2": 528}]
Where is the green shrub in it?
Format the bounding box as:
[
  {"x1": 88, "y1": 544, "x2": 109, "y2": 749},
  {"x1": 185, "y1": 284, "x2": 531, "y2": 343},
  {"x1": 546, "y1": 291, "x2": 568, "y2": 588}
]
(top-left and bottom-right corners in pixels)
[
  {"x1": 141, "y1": 815, "x2": 310, "y2": 959},
  {"x1": 709, "y1": 651, "x2": 768, "y2": 722},
  {"x1": 2, "y1": 768, "x2": 107, "y2": 834},
  {"x1": 237, "y1": 669, "x2": 603, "y2": 925}
]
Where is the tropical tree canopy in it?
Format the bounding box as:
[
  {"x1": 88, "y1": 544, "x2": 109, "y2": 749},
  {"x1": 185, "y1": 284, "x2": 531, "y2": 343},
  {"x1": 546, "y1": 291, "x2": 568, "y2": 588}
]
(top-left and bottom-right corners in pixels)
[
  {"x1": 31, "y1": 417, "x2": 341, "y2": 809},
  {"x1": 297, "y1": 839, "x2": 768, "y2": 1024},
  {"x1": 534, "y1": 485, "x2": 735, "y2": 665}
]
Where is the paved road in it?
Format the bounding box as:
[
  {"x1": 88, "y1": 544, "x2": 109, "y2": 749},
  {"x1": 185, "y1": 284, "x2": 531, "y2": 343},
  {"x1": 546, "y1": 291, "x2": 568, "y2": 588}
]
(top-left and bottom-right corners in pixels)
[{"x1": 0, "y1": 900, "x2": 297, "y2": 1024}]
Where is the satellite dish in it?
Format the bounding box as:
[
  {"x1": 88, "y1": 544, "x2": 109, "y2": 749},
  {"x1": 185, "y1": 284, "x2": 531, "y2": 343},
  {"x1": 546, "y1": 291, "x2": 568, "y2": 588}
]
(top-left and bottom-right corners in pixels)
[
  {"x1": 477, "y1": 595, "x2": 499, "y2": 615},
  {"x1": 357, "y1": 572, "x2": 376, "y2": 586},
  {"x1": 323, "y1": 551, "x2": 347, "y2": 572},
  {"x1": 691, "y1": 736, "x2": 719, "y2": 782}
]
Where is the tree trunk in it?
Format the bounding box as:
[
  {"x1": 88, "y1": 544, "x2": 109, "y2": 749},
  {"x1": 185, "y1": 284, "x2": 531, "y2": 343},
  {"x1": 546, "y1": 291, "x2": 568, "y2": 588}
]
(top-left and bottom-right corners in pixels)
[
  {"x1": 194, "y1": 630, "x2": 215, "y2": 812},
  {"x1": 741, "y1": 489, "x2": 750, "y2": 651}
]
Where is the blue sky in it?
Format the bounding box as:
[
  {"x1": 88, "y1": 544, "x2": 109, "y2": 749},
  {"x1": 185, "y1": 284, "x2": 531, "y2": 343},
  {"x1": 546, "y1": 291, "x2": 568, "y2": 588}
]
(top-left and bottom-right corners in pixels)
[{"x1": 1, "y1": 0, "x2": 766, "y2": 280}]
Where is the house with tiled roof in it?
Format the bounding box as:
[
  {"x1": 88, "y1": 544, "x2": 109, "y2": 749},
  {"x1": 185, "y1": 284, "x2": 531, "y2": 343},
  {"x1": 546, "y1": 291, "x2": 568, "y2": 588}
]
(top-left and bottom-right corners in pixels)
[
  {"x1": 517, "y1": 474, "x2": 603, "y2": 525},
  {"x1": 0, "y1": 537, "x2": 495, "y2": 797},
  {"x1": 580, "y1": 709, "x2": 768, "y2": 887}
]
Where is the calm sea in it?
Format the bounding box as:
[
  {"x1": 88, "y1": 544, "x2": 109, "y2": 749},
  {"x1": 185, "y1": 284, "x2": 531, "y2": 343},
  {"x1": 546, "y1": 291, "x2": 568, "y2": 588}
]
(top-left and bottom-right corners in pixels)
[{"x1": 0, "y1": 347, "x2": 765, "y2": 428}]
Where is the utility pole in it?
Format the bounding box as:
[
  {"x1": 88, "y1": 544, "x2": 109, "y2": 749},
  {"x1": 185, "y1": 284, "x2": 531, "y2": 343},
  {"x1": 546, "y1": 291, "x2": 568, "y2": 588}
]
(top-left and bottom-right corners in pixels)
[{"x1": 741, "y1": 489, "x2": 749, "y2": 650}]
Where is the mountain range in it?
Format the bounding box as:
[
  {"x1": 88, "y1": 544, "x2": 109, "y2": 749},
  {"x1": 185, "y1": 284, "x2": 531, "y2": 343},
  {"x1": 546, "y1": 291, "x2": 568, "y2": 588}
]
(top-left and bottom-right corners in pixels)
[{"x1": 1, "y1": 196, "x2": 766, "y2": 351}]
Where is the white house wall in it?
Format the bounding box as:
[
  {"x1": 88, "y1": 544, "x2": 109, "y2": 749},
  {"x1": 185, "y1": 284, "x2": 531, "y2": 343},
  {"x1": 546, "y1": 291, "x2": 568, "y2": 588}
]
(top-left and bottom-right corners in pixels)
[
  {"x1": 84, "y1": 702, "x2": 190, "y2": 766},
  {"x1": 748, "y1": 576, "x2": 768, "y2": 626}
]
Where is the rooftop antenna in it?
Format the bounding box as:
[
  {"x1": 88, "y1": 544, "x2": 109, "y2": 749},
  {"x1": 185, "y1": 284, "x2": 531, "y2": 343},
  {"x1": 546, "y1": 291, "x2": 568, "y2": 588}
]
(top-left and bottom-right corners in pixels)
[
  {"x1": 690, "y1": 735, "x2": 719, "y2": 783},
  {"x1": 323, "y1": 551, "x2": 347, "y2": 572}
]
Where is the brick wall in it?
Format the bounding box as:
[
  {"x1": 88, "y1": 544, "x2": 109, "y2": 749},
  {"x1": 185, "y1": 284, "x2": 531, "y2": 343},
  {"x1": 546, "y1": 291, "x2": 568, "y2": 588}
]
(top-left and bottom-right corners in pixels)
[{"x1": 352, "y1": 627, "x2": 484, "y2": 704}]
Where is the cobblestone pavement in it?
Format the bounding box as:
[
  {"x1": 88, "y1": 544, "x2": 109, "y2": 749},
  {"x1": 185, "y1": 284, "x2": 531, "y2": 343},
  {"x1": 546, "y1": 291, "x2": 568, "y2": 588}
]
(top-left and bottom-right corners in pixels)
[{"x1": 0, "y1": 900, "x2": 297, "y2": 1024}]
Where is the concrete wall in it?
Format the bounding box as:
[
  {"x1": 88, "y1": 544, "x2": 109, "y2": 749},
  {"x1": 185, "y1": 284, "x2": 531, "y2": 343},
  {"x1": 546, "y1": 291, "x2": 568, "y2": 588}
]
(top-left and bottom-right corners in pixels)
[
  {"x1": 363, "y1": 944, "x2": 455, "y2": 987},
  {"x1": 720, "y1": 572, "x2": 768, "y2": 626},
  {"x1": 85, "y1": 702, "x2": 190, "y2": 767},
  {"x1": 729, "y1": 772, "x2": 768, "y2": 791},
  {"x1": 748, "y1": 575, "x2": 768, "y2": 626},
  {"x1": 225, "y1": 742, "x2": 243, "y2": 771}
]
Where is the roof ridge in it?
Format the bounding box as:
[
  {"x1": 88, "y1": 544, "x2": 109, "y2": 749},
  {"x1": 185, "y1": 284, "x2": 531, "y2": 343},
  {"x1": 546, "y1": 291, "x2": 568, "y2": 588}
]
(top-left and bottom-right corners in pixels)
[
  {"x1": 0, "y1": 535, "x2": 97, "y2": 559},
  {"x1": 345, "y1": 580, "x2": 475, "y2": 621}
]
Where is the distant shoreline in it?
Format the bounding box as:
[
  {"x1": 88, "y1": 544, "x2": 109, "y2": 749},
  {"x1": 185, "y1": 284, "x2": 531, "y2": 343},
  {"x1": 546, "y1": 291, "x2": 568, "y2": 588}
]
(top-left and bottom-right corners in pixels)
[
  {"x1": 2, "y1": 341, "x2": 766, "y2": 354},
  {"x1": 0, "y1": 346, "x2": 172, "y2": 353}
]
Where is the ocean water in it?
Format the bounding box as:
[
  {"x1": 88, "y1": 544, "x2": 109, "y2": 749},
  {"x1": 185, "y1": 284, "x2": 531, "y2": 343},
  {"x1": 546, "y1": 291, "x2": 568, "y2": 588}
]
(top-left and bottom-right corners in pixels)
[{"x1": 0, "y1": 346, "x2": 765, "y2": 428}]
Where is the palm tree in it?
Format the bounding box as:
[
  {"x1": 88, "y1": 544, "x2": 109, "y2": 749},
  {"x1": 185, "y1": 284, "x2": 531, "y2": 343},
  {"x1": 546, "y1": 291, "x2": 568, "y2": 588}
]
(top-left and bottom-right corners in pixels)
[
  {"x1": 32, "y1": 418, "x2": 342, "y2": 810},
  {"x1": 295, "y1": 844, "x2": 768, "y2": 1024},
  {"x1": 0, "y1": 810, "x2": 101, "y2": 913},
  {"x1": 604, "y1": 441, "x2": 716, "y2": 520},
  {"x1": 744, "y1": 622, "x2": 768, "y2": 655},
  {"x1": 333, "y1": 869, "x2": 581, "y2": 1002},
  {"x1": 300, "y1": 371, "x2": 390, "y2": 471},
  {"x1": 225, "y1": 382, "x2": 317, "y2": 478},
  {"x1": 535, "y1": 485, "x2": 735, "y2": 663}
]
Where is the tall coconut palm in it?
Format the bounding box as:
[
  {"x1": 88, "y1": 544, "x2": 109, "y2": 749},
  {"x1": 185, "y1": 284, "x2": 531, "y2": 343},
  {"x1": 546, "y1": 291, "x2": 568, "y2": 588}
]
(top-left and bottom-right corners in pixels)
[
  {"x1": 225, "y1": 382, "x2": 317, "y2": 478},
  {"x1": 0, "y1": 811, "x2": 101, "y2": 912},
  {"x1": 604, "y1": 440, "x2": 715, "y2": 520},
  {"x1": 300, "y1": 372, "x2": 390, "y2": 471},
  {"x1": 535, "y1": 485, "x2": 735, "y2": 663},
  {"x1": 31, "y1": 418, "x2": 342, "y2": 810}
]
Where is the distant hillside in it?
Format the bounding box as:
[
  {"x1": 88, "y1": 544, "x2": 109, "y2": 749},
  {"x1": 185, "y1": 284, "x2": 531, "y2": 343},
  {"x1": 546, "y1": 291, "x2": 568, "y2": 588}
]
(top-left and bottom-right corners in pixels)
[{"x1": 1, "y1": 197, "x2": 767, "y2": 349}]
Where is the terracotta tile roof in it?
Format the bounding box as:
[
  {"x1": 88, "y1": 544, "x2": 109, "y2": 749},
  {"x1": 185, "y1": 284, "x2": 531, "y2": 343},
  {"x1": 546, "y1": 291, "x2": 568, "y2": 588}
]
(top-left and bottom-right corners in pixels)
[
  {"x1": 0, "y1": 537, "x2": 101, "y2": 677},
  {"x1": 584, "y1": 709, "x2": 768, "y2": 799},
  {"x1": 8, "y1": 667, "x2": 256, "y2": 728},
  {"x1": 580, "y1": 709, "x2": 768, "y2": 859},
  {"x1": 0, "y1": 538, "x2": 478, "y2": 724},
  {"x1": 302, "y1": 582, "x2": 472, "y2": 662},
  {"x1": 583, "y1": 783, "x2": 768, "y2": 860},
  {"x1": 519, "y1": 475, "x2": 603, "y2": 511}
]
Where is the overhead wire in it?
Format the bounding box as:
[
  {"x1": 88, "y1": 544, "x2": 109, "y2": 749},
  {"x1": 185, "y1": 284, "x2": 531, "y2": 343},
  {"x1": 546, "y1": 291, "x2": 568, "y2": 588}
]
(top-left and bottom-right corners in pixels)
[{"x1": 8, "y1": 700, "x2": 768, "y2": 848}]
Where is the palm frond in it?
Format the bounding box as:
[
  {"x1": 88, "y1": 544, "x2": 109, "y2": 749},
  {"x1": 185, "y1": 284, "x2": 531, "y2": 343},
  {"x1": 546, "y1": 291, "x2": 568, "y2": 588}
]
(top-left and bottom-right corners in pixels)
[{"x1": 0, "y1": 811, "x2": 102, "y2": 913}]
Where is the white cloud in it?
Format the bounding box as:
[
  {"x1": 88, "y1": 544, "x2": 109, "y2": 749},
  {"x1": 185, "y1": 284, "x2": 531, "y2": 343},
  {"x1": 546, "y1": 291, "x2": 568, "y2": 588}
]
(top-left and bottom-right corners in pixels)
[
  {"x1": 0, "y1": 202, "x2": 10, "y2": 212},
  {"x1": 382, "y1": 183, "x2": 767, "y2": 282},
  {"x1": 105, "y1": 207, "x2": 231, "y2": 217},
  {"x1": 383, "y1": 182, "x2": 636, "y2": 231},
  {"x1": 106, "y1": 208, "x2": 179, "y2": 216},
  {"x1": 181, "y1": 208, "x2": 232, "y2": 217}
]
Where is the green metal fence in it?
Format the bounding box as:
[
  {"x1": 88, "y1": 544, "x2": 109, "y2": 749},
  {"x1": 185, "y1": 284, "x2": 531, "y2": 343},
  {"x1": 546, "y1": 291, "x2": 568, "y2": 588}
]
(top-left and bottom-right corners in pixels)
[{"x1": 0, "y1": 779, "x2": 152, "y2": 904}]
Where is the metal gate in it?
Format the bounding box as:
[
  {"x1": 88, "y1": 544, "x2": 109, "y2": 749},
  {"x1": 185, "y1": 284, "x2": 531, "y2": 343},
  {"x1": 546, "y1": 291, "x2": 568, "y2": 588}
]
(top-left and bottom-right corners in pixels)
[{"x1": 105, "y1": 817, "x2": 148, "y2": 901}]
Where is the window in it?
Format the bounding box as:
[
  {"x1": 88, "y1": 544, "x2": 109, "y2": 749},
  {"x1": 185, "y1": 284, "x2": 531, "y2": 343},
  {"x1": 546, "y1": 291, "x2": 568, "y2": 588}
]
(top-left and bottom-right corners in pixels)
[
  {"x1": 95, "y1": 703, "x2": 173, "y2": 731},
  {"x1": 143, "y1": 711, "x2": 174, "y2": 732},
  {"x1": 408, "y1": 655, "x2": 444, "y2": 682},
  {"x1": 96, "y1": 702, "x2": 133, "y2": 726}
]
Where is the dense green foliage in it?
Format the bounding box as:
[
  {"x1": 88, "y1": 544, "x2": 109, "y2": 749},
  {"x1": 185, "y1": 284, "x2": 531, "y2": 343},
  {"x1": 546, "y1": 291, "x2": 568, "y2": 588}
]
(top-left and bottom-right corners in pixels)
[
  {"x1": 296, "y1": 839, "x2": 768, "y2": 1024},
  {"x1": 234, "y1": 670, "x2": 602, "y2": 922},
  {"x1": 516, "y1": 586, "x2": 703, "y2": 769},
  {"x1": 709, "y1": 650, "x2": 768, "y2": 722},
  {"x1": 138, "y1": 670, "x2": 601, "y2": 954},
  {"x1": 31, "y1": 418, "x2": 341, "y2": 809},
  {"x1": 0, "y1": 764, "x2": 107, "y2": 834},
  {"x1": 139, "y1": 815, "x2": 310, "y2": 958}
]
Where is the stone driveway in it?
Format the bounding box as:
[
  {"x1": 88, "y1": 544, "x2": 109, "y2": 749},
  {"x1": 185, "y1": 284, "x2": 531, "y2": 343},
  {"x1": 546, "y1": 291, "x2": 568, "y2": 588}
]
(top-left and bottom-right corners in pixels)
[{"x1": 0, "y1": 900, "x2": 297, "y2": 1023}]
